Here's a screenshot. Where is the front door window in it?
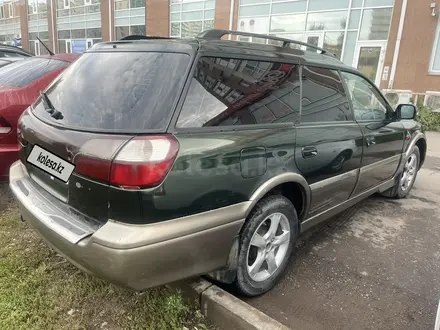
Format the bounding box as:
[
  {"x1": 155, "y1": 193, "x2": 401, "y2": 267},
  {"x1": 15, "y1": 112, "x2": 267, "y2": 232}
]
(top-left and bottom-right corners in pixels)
[{"x1": 341, "y1": 71, "x2": 388, "y2": 121}]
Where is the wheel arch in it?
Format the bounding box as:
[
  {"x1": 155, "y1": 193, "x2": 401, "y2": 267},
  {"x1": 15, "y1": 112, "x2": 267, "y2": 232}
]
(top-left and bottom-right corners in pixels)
[
  {"x1": 247, "y1": 173, "x2": 311, "y2": 223},
  {"x1": 415, "y1": 138, "x2": 427, "y2": 169},
  {"x1": 405, "y1": 132, "x2": 424, "y2": 154},
  {"x1": 208, "y1": 173, "x2": 311, "y2": 285}
]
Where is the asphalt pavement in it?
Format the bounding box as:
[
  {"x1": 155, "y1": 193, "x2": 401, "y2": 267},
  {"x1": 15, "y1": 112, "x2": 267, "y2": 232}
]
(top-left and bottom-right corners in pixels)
[{"x1": 245, "y1": 132, "x2": 440, "y2": 330}]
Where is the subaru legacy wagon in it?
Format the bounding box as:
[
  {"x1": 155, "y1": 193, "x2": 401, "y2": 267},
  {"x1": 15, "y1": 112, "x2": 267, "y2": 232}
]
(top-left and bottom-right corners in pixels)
[{"x1": 9, "y1": 30, "x2": 426, "y2": 296}]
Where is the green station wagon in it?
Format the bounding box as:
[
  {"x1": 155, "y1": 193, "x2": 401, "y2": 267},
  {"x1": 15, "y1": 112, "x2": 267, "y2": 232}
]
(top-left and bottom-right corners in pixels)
[{"x1": 9, "y1": 30, "x2": 426, "y2": 296}]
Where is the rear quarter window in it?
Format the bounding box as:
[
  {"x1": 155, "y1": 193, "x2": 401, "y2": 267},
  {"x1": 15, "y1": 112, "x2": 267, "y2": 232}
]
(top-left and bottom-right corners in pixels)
[
  {"x1": 0, "y1": 58, "x2": 67, "y2": 87},
  {"x1": 176, "y1": 57, "x2": 301, "y2": 128}
]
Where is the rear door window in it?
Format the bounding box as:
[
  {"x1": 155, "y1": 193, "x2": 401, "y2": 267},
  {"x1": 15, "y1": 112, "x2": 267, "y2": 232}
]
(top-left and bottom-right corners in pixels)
[
  {"x1": 176, "y1": 57, "x2": 301, "y2": 128},
  {"x1": 301, "y1": 66, "x2": 352, "y2": 122},
  {"x1": 0, "y1": 58, "x2": 67, "y2": 87},
  {"x1": 32, "y1": 52, "x2": 190, "y2": 132}
]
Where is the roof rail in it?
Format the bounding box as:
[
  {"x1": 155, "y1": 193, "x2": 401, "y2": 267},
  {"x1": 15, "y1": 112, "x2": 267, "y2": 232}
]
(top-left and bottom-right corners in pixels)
[
  {"x1": 197, "y1": 29, "x2": 335, "y2": 57},
  {"x1": 120, "y1": 35, "x2": 174, "y2": 41}
]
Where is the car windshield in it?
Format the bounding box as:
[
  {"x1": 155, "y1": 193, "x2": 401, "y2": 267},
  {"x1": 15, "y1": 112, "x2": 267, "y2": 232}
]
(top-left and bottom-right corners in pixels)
[
  {"x1": 32, "y1": 52, "x2": 190, "y2": 133},
  {"x1": 0, "y1": 58, "x2": 67, "y2": 87}
]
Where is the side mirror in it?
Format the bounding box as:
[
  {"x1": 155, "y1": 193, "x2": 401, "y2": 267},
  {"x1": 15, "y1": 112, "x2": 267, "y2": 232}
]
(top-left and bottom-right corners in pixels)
[{"x1": 396, "y1": 104, "x2": 417, "y2": 120}]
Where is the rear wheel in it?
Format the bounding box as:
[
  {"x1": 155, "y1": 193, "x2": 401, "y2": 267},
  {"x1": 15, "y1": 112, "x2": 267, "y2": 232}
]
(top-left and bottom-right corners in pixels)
[{"x1": 235, "y1": 195, "x2": 298, "y2": 296}]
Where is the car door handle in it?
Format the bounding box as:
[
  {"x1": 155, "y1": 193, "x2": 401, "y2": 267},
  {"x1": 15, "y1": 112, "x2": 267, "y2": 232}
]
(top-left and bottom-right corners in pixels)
[
  {"x1": 302, "y1": 146, "x2": 318, "y2": 158},
  {"x1": 366, "y1": 136, "x2": 376, "y2": 147}
]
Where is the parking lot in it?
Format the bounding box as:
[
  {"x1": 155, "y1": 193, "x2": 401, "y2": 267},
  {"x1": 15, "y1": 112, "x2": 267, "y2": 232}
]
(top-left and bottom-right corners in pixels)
[{"x1": 246, "y1": 132, "x2": 440, "y2": 330}]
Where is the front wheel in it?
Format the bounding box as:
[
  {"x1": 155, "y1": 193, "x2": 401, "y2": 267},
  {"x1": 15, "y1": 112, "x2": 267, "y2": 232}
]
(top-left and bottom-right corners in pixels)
[
  {"x1": 235, "y1": 195, "x2": 298, "y2": 297},
  {"x1": 382, "y1": 146, "x2": 420, "y2": 198}
]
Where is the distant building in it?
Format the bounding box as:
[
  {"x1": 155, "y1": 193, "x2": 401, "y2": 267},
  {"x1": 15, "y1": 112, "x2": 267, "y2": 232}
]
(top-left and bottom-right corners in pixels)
[
  {"x1": 0, "y1": 0, "x2": 438, "y2": 94},
  {"x1": 0, "y1": 0, "x2": 21, "y2": 47}
]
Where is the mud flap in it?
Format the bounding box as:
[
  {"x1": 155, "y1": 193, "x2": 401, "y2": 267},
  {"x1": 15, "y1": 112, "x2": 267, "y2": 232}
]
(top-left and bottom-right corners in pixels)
[{"x1": 207, "y1": 236, "x2": 239, "y2": 284}]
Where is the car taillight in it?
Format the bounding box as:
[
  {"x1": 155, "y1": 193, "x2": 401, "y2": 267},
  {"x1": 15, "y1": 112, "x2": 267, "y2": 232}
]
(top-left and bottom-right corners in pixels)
[
  {"x1": 111, "y1": 136, "x2": 179, "y2": 189},
  {"x1": 0, "y1": 116, "x2": 12, "y2": 135},
  {"x1": 75, "y1": 135, "x2": 179, "y2": 189},
  {"x1": 75, "y1": 157, "x2": 111, "y2": 183}
]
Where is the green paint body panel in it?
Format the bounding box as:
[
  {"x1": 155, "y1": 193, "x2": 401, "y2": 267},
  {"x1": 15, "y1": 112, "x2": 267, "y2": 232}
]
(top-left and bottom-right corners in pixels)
[{"x1": 155, "y1": 128, "x2": 297, "y2": 220}]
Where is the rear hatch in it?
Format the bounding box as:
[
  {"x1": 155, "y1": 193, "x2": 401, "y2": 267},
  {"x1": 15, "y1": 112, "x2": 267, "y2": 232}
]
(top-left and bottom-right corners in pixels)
[{"x1": 19, "y1": 49, "x2": 191, "y2": 224}]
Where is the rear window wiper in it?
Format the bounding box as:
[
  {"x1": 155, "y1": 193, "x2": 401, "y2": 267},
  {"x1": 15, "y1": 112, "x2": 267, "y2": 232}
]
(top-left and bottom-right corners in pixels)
[{"x1": 40, "y1": 91, "x2": 63, "y2": 120}]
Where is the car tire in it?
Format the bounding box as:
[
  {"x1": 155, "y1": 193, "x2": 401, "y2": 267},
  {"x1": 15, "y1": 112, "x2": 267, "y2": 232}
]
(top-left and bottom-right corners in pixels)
[
  {"x1": 235, "y1": 195, "x2": 298, "y2": 297},
  {"x1": 382, "y1": 145, "x2": 420, "y2": 199}
]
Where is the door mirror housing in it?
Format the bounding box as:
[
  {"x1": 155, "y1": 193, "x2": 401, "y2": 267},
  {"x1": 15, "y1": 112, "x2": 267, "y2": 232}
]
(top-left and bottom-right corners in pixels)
[{"x1": 396, "y1": 104, "x2": 417, "y2": 120}]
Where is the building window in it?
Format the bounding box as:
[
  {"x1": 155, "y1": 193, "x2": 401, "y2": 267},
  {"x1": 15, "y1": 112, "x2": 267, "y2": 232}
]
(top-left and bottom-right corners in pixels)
[
  {"x1": 323, "y1": 32, "x2": 345, "y2": 61},
  {"x1": 431, "y1": 18, "x2": 440, "y2": 73},
  {"x1": 306, "y1": 11, "x2": 347, "y2": 31},
  {"x1": 115, "y1": 26, "x2": 129, "y2": 39},
  {"x1": 56, "y1": 0, "x2": 101, "y2": 16},
  {"x1": 359, "y1": 8, "x2": 393, "y2": 40},
  {"x1": 57, "y1": 27, "x2": 102, "y2": 53},
  {"x1": 114, "y1": 0, "x2": 146, "y2": 39},
  {"x1": 0, "y1": 1, "x2": 21, "y2": 46},
  {"x1": 170, "y1": 0, "x2": 215, "y2": 38},
  {"x1": 28, "y1": 0, "x2": 48, "y2": 20},
  {"x1": 237, "y1": 0, "x2": 393, "y2": 64},
  {"x1": 28, "y1": 0, "x2": 50, "y2": 55},
  {"x1": 56, "y1": 0, "x2": 102, "y2": 53}
]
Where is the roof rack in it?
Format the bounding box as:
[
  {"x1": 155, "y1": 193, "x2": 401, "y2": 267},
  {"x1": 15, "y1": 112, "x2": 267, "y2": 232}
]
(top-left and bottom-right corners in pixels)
[
  {"x1": 197, "y1": 29, "x2": 335, "y2": 57},
  {"x1": 120, "y1": 35, "x2": 174, "y2": 41}
]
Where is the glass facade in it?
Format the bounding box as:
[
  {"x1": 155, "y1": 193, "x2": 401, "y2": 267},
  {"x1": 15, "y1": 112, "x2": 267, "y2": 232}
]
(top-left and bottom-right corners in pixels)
[
  {"x1": 238, "y1": 0, "x2": 394, "y2": 65},
  {"x1": 0, "y1": 0, "x2": 21, "y2": 46},
  {"x1": 114, "y1": 0, "x2": 146, "y2": 40},
  {"x1": 56, "y1": 0, "x2": 102, "y2": 53},
  {"x1": 28, "y1": 0, "x2": 49, "y2": 54},
  {"x1": 0, "y1": 0, "x2": 397, "y2": 82},
  {"x1": 170, "y1": 0, "x2": 215, "y2": 38}
]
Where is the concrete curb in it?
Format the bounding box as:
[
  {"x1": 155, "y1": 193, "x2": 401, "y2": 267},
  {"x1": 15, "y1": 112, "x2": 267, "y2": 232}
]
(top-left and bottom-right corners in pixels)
[{"x1": 169, "y1": 278, "x2": 291, "y2": 330}]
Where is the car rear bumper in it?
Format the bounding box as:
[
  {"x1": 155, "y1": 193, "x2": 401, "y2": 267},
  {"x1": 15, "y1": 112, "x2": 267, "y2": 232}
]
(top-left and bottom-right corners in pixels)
[{"x1": 9, "y1": 161, "x2": 247, "y2": 290}]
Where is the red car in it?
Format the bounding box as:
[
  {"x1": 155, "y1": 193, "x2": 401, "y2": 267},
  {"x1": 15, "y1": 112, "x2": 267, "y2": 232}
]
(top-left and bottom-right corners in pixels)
[{"x1": 0, "y1": 54, "x2": 80, "y2": 179}]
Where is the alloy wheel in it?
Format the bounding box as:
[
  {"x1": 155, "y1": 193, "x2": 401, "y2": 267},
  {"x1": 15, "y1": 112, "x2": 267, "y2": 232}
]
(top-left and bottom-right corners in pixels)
[
  {"x1": 246, "y1": 212, "x2": 290, "y2": 282},
  {"x1": 400, "y1": 152, "x2": 417, "y2": 191}
]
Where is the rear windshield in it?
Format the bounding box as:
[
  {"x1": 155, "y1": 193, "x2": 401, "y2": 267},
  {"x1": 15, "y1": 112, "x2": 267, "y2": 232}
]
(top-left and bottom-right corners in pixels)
[
  {"x1": 32, "y1": 52, "x2": 190, "y2": 132},
  {"x1": 0, "y1": 58, "x2": 67, "y2": 87}
]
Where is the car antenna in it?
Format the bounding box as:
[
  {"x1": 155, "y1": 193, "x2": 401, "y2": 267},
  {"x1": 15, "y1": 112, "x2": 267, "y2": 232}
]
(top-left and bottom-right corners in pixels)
[{"x1": 36, "y1": 36, "x2": 55, "y2": 56}]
